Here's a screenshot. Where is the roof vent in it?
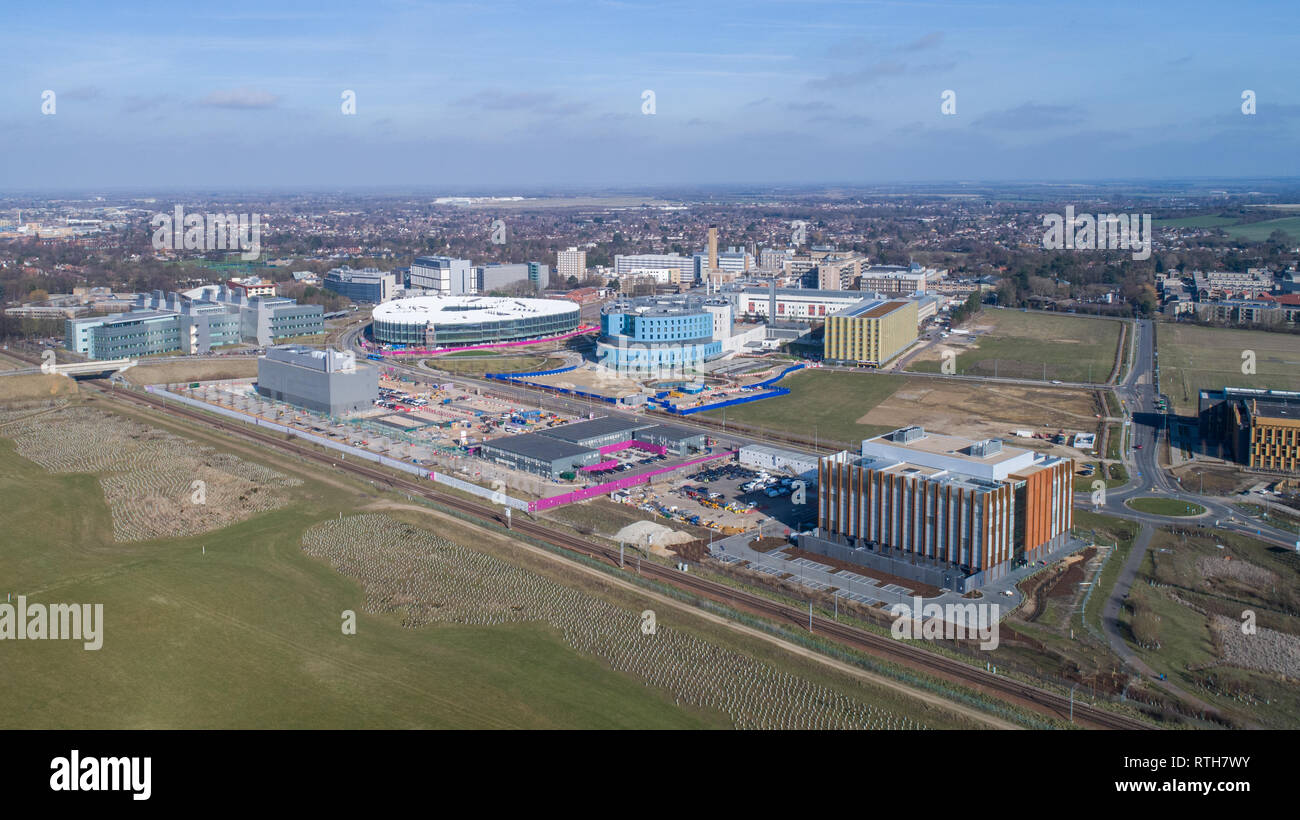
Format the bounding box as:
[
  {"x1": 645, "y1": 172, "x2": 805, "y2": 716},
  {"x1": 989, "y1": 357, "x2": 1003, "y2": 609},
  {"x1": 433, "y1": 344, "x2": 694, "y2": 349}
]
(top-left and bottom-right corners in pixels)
[{"x1": 969, "y1": 439, "x2": 1003, "y2": 458}]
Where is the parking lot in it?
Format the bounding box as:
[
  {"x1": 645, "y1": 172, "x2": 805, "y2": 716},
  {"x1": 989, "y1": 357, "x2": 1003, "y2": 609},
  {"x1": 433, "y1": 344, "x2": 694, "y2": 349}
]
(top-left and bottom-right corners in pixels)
[
  {"x1": 678, "y1": 460, "x2": 818, "y2": 535},
  {"x1": 582, "y1": 445, "x2": 672, "y2": 480}
]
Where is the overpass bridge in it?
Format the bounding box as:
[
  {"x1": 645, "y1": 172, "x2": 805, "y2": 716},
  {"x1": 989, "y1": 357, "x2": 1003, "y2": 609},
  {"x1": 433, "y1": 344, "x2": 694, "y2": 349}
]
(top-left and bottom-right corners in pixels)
[{"x1": 1, "y1": 358, "x2": 138, "y2": 379}]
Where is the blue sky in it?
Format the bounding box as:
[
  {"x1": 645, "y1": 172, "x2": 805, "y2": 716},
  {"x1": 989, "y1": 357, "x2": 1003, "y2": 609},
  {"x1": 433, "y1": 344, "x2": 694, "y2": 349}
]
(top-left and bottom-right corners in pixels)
[{"x1": 3, "y1": 0, "x2": 1298, "y2": 190}]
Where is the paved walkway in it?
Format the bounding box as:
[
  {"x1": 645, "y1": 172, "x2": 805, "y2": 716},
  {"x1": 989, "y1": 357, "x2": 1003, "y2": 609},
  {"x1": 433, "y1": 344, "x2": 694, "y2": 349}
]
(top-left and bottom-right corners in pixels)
[{"x1": 1099, "y1": 522, "x2": 1236, "y2": 722}]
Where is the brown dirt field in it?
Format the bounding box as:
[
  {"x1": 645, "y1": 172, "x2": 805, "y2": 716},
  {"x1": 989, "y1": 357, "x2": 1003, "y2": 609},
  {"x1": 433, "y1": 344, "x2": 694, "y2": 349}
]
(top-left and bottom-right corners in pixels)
[
  {"x1": 857, "y1": 380, "x2": 1102, "y2": 454},
  {"x1": 124, "y1": 359, "x2": 258, "y2": 385},
  {"x1": 749, "y1": 536, "x2": 790, "y2": 553},
  {"x1": 1052, "y1": 549, "x2": 1094, "y2": 598},
  {"x1": 1015, "y1": 548, "x2": 1094, "y2": 621},
  {"x1": 0, "y1": 374, "x2": 80, "y2": 402},
  {"x1": 1169, "y1": 462, "x2": 1257, "y2": 496}
]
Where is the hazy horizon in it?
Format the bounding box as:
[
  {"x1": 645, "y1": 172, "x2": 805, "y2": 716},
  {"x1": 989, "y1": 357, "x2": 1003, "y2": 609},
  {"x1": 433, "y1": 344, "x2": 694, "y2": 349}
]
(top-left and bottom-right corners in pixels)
[{"x1": 4, "y1": 0, "x2": 1298, "y2": 189}]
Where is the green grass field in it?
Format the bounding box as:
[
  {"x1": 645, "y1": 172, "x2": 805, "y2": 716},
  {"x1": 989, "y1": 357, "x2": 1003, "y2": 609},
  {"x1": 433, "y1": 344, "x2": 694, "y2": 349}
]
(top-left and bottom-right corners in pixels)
[
  {"x1": 1, "y1": 400, "x2": 979, "y2": 729},
  {"x1": 1155, "y1": 214, "x2": 1300, "y2": 242},
  {"x1": 1154, "y1": 216, "x2": 1240, "y2": 229},
  {"x1": 1125, "y1": 497, "x2": 1207, "y2": 517},
  {"x1": 1072, "y1": 463, "x2": 1126, "y2": 493},
  {"x1": 0, "y1": 439, "x2": 725, "y2": 729},
  {"x1": 429, "y1": 354, "x2": 563, "y2": 376},
  {"x1": 1156, "y1": 324, "x2": 1300, "y2": 414},
  {"x1": 1125, "y1": 527, "x2": 1300, "y2": 728},
  {"x1": 1225, "y1": 216, "x2": 1300, "y2": 242},
  {"x1": 1073, "y1": 511, "x2": 1140, "y2": 641},
  {"x1": 698, "y1": 369, "x2": 904, "y2": 446},
  {"x1": 907, "y1": 310, "x2": 1123, "y2": 383}
]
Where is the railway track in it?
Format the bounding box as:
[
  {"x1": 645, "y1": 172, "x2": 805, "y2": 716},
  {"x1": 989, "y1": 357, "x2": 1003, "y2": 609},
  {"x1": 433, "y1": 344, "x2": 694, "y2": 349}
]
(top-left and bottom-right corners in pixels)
[{"x1": 76, "y1": 376, "x2": 1151, "y2": 730}]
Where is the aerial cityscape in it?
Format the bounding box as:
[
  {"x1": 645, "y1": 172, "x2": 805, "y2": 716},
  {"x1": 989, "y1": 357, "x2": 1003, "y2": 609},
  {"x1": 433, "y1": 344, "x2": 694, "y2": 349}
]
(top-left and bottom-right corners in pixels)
[{"x1": 1, "y1": 0, "x2": 1293, "y2": 800}]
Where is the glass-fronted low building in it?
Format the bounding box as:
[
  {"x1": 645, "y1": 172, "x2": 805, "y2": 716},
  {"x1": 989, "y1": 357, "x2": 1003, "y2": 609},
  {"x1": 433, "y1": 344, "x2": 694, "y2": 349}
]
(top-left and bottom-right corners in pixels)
[
  {"x1": 323, "y1": 267, "x2": 398, "y2": 303},
  {"x1": 370, "y1": 295, "x2": 580, "y2": 347}
]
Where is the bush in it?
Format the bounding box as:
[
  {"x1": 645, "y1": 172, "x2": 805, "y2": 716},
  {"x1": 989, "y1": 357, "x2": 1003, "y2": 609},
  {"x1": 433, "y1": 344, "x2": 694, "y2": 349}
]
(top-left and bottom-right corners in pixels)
[{"x1": 559, "y1": 471, "x2": 576, "y2": 480}]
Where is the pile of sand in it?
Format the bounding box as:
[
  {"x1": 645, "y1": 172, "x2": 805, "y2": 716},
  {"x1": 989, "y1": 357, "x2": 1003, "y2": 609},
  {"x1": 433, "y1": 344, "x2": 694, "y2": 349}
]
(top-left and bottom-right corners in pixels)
[{"x1": 614, "y1": 520, "x2": 694, "y2": 553}]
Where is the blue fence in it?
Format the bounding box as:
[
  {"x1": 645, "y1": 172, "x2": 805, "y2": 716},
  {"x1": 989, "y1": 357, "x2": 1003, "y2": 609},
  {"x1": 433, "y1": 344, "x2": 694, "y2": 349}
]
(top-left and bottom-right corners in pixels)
[
  {"x1": 752, "y1": 363, "x2": 805, "y2": 389},
  {"x1": 653, "y1": 362, "x2": 805, "y2": 416},
  {"x1": 485, "y1": 364, "x2": 578, "y2": 380}
]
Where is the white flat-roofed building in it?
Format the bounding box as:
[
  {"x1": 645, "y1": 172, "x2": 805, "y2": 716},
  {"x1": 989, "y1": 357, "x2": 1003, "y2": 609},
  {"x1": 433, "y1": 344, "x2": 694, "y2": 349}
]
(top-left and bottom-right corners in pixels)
[
  {"x1": 557, "y1": 247, "x2": 587, "y2": 280},
  {"x1": 614, "y1": 253, "x2": 696, "y2": 281},
  {"x1": 410, "y1": 256, "x2": 476, "y2": 295},
  {"x1": 370, "y1": 295, "x2": 580, "y2": 347}
]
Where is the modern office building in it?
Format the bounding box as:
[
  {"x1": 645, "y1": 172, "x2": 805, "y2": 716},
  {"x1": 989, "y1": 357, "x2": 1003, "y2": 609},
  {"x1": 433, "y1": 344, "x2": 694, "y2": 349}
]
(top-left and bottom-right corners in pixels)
[
  {"x1": 323, "y1": 267, "x2": 398, "y2": 303},
  {"x1": 613, "y1": 253, "x2": 697, "y2": 282},
  {"x1": 255, "y1": 345, "x2": 378, "y2": 416},
  {"x1": 723, "y1": 284, "x2": 877, "y2": 322},
  {"x1": 857, "y1": 263, "x2": 945, "y2": 296},
  {"x1": 1199, "y1": 387, "x2": 1300, "y2": 472},
  {"x1": 245, "y1": 298, "x2": 323, "y2": 345},
  {"x1": 759, "y1": 247, "x2": 795, "y2": 273},
  {"x1": 596, "y1": 294, "x2": 729, "y2": 373},
  {"x1": 410, "y1": 256, "x2": 477, "y2": 295},
  {"x1": 557, "y1": 247, "x2": 586, "y2": 281},
  {"x1": 527, "y1": 261, "x2": 550, "y2": 291},
  {"x1": 475, "y1": 263, "x2": 533, "y2": 292},
  {"x1": 65, "y1": 289, "x2": 275, "y2": 358},
  {"x1": 815, "y1": 253, "x2": 867, "y2": 291},
  {"x1": 807, "y1": 426, "x2": 1073, "y2": 591},
  {"x1": 170, "y1": 286, "x2": 324, "y2": 346},
  {"x1": 66, "y1": 311, "x2": 184, "y2": 359},
  {"x1": 370, "y1": 295, "x2": 580, "y2": 347},
  {"x1": 182, "y1": 303, "x2": 245, "y2": 352},
  {"x1": 822, "y1": 299, "x2": 918, "y2": 366}
]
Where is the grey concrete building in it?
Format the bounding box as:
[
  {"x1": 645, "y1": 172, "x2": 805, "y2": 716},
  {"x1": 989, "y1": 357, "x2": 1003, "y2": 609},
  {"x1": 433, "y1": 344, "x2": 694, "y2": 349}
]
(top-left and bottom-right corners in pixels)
[
  {"x1": 632, "y1": 423, "x2": 707, "y2": 454},
  {"x1": 539, "y1": 417, "x2": 655, "y2": 449},
  {"x1": 477, "y1": 432, "x2": 603, "y2": 477},
  {"x1": 255, "y1": 345, "x2": 378, "y2": 416},
  {"x1": 476, "y1": 263, "x2": 532, "y2": 292}
]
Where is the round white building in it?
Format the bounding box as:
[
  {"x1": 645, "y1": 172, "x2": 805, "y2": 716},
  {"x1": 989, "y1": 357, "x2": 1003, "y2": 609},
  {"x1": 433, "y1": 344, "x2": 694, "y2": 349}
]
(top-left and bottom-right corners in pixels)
[{"x1": 370, "y1": 295, "x2": 581, "y2": 347}]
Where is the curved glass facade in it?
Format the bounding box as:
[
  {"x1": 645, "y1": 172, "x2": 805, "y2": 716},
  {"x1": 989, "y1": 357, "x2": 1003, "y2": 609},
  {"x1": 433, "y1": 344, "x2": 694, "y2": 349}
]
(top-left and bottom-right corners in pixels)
[{"x1": 372, "y1": 302, "x2": 579, "y2": 346}]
